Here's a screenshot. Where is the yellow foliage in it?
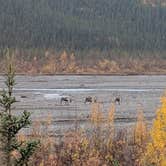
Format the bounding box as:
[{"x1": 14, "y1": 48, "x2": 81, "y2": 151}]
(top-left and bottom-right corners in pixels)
[
  {"x1": 90, "y1": 102, "x2": 103, "y2": 125},
  {"x1": 60, "y1": 51, "x2": 68, "y2": 70},
  {"x1": 17, "y1": 134, "x2": 26, "y2": 142},
  {"x1": 67, "y1": 53, "x2": 77, "y2": 72},
  {"x1": 106, "y1": 103, "x2": 115, "y2": 141},
  {"x1": 108, "y1": 103, "x2": 115, "y2": 124},
  {"x1": 39, "y1": 160, "x2": 44, "y2": 166},
  {"x1": 11, "y1": 150, "x2": 21, "y2": 159},
  {"x1": 98, "y1": 59, "x2": 120, "y2": 72},
  {"x1": 62, "y1": 132, "x2": 90, "y2": 165},
  {"x1": 143, "y1": 97, "x2": 166, "y2": 166},
  {"x1": 134, "y1": 110, "x2": 147, "y2": 145},
  {"x1": 41, "y1": 55, "x2": 57, "y2": 74},
  {"x1": 42, "y1": 62, "x2": 56, "y2": 74},
  {"x1": 98, "y1": 59, "x2": 111, "y2": 70}
]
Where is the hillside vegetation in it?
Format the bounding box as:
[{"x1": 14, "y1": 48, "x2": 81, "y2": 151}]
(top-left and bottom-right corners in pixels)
[{"x1": 0, "y1": 0, "x2": 166, "y2": 51}]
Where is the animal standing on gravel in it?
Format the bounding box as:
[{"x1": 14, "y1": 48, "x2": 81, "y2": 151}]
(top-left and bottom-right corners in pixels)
[
  {"x1": 60, "y1": 97, "x2": 72, "y2": 105},
  {"x1": 20, "y1": 95, "x2": 27, "y2": 98},
  {"x1": 84, "y1": 96, "x2": 97, "y2": 104},
  {"x1": 114, "y1": 97, "x2": 120, "y2": 105},
  {"x1": 84, "y1": 96, "x2": 92, "y2": 104}
]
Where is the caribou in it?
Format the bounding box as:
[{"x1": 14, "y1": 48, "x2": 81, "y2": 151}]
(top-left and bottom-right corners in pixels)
[
  {"x1": 60, "y1": 96, "x2": 72, "y2": 105},
  {"x1": 84, "y1": 96, "x2": 97, "y2": 104},
  {"x1": 114, "y1": 97, "x2": 120, "y2": 105}
]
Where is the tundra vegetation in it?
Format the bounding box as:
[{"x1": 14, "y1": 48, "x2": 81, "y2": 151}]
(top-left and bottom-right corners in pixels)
[
  {"x1": 1, "y1": 50, "x2": 166, "y2": 75},
  {"x1": 0, "y1": 54, "x2": 165, "y2": 166},
  {"x1": 28, "y1": 100, "x2": 166, "y2": 166}
]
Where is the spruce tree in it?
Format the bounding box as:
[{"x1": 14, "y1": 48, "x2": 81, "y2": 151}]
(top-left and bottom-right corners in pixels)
[{"x1": 0, "y1": 52, "x2": 39, "y2": 166}]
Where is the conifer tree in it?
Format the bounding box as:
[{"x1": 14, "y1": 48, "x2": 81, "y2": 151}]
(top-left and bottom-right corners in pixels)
[{"x1": 0, "y1": 51, "x2": 39, "y2": 166}]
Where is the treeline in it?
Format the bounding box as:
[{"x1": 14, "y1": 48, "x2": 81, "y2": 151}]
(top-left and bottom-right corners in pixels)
[{"x1": 0, "y1": 0, "x2": 166, "y2": 51}]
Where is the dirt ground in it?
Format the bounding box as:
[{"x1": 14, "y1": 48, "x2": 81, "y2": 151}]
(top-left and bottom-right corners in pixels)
[{"x1": 0, "y1": 75, "x2": 165, "y2": 135}]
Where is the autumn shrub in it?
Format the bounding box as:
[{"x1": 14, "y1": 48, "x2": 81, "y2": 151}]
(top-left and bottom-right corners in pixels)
[
  {"x1": 2, "y1": 49, "x2": 166, "y2": 74},
  {"x1": 29, "y1": 102, "x2": 153, "y2": 166},
  {"x1": 67, "y1": 53, "x2": 78, "y2": 73},
  {"x1": 26, "y1": 95, "x2": 166, "y2": 166},
  {"x1": 41, "y1": 54, "x2": 57, "y2": 74},
  {"x1": 28, "y1": 114, "x2": 56, "y2": 166},
  {"x1": 18, "y1": 98, "x2": 166, "y2": 166},
  {"x1": 142, "y1": 97, "x2": 166, "y2": 166},
  {"x1": 133, "y1": 110, "x2": 147, "y2": 146}
]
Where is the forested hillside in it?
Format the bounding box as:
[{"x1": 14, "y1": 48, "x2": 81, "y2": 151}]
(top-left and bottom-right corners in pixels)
[{"x1": 0, "y1": 0, "x2": 166, "y2": 51}]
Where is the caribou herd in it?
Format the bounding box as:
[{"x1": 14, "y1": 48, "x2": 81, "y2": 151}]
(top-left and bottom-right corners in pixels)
[{"x1": 60, "y1": 95, "x2": 121, "y2": 105}]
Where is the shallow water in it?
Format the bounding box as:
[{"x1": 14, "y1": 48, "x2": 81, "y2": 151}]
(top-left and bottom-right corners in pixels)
[{"x1": 14, "y1": 87, "x2": 162, "y2": 92}]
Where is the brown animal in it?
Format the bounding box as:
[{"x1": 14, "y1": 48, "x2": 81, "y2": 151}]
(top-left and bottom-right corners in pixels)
[
  {"x1": 21, "y1": 95, "x2": 27, "y2": 98},
  {"x1": 84, "y1": 96, "x2": 92, "y2": 104},
  {"x1": 114, "y1": 97, "x2": 120, "y2": 105},
  {"x1": 60, "y1": 97, "x2": 72, "y2": 105},
  {"x1": 84, "y1": 96, "x2": 97, "y2": 104}
]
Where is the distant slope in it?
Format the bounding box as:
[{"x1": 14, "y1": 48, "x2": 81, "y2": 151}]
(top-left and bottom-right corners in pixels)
[{"x1": 0, "y1": 0, "x2": 166, "y2": 50}]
